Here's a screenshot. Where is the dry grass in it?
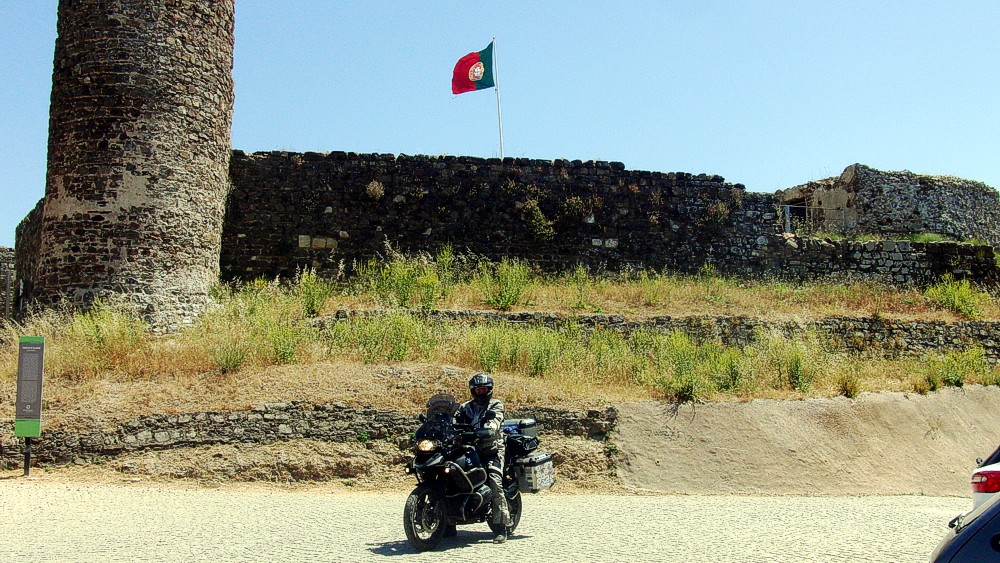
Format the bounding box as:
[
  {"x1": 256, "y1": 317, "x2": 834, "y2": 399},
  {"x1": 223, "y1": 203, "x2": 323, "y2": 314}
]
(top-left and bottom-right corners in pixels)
[
  {"x1": 1, "y1": 256, "x2": 998, "y2": 432},
  {"x1": 326, "y1": 271, "x2": 998, "y2": 322}
]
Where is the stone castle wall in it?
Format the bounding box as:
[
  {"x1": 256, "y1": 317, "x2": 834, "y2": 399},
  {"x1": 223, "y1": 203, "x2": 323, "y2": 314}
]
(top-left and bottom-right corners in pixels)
[
  {"x1": 14, "y1": 152, "x2": 998, "y2": 316},
  {"x1": 849, "y1": 164, "x2": 1000, "y2": 246},
  {"x1": 756, "y1": 235, "x2": 998, "y2": 286},
  {"x1": 779, "y1": 164, "x2": 1000, "y2": 246},
  {"x1": 222, "y1": 151, "x2": 769, "y2": 280},
  {"x1": 13, "y1": 200, "x2": 44, "y2": 318},
  {"x1": 27, "y1": 0, "x2": 235, "y2": 331},
  {"x1": 0, "y1": 247, "x2": 13, "y2": 320},
  {"x1": 221, "y1": 151, "x2": 998, "y2": 287}
]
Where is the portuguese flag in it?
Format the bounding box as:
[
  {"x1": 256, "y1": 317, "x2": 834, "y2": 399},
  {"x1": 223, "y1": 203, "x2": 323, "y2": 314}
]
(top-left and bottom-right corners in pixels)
[{"x1": 452, "y1": 41, "x2": 495, "y2": 94}]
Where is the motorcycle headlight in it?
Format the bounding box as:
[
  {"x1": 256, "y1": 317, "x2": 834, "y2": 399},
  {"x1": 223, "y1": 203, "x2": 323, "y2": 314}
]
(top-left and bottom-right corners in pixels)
[{"x1": 416, "y1": 439, "x2": 437, "y2": 453}]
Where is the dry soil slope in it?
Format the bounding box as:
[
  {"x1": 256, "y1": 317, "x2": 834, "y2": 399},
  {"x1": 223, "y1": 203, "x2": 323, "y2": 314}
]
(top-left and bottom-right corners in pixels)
[{"x1": 615, "y1": 385, "x2": 1000, "y2": 496}]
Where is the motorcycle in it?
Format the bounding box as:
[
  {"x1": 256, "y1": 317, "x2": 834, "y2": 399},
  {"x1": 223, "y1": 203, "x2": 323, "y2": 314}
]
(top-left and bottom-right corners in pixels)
[{"x1": 402, "y1": 393, "x2": 554, "y2": 551}]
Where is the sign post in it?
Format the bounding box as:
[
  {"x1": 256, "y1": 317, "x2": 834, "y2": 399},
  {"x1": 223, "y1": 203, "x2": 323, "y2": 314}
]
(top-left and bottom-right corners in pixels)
[{"x1": 15, "y1": 336, "x2": 44, "y2": 476}]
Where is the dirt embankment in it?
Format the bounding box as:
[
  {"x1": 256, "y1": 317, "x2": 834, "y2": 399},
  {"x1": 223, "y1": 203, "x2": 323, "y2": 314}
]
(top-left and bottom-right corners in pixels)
[
  {"x1": 7, "y1": 385, "x2": 999, "y2": 497},
  {"x1": 614, "y1": 385, "x2": 1000, "y2": 496}
]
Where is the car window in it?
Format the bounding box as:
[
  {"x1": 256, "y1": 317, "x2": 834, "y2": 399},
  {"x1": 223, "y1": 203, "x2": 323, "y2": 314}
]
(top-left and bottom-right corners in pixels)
[{"x1": 982, "y1": 444, "x2": 1000, "y2": 467}]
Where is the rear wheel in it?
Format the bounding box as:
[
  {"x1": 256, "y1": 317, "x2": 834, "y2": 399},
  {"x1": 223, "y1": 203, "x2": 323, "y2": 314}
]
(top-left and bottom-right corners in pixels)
[
  {"x1": 403, "y1": 486, "x2": 446, "y2": 551},
  {"x1": 488, "y1": 490, "x2": 522, "y2": 536}
]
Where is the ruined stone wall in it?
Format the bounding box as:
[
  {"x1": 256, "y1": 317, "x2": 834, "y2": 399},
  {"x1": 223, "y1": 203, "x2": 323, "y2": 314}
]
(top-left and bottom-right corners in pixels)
[
  {"x1": 848, "y1": 164, "x2": 1000, "y2": 245},
  {"x1": 758, "y1": 236, "x2": 998, "y2": 286},
  {"x1": 222, "y1": 151, "x2": 997, "y2": 287},
  {"x1": 28, "y1": 0, "x2": 235, "y2": 331},
  {"x1": 0, "y1": 402, "x2": 615, "y2": 467},
  {"x1": 223, "y1": 151, "x2": 773, "y2": 280},
  {"x1": 17, "y1": 151, "x2": 997, "y2": 313},
  {"x1": 0, "y1": 247, "x2": 13, "y2": 320},
  {"x1": 776, "y1": 165, "x2": 1000, "y2": 247},
  {"x1": 13, "y1": 200, "x2": 43, "y2": 318},
  {"x1": 318, "y1": 310, "x2": 1000, "y2": 362}
]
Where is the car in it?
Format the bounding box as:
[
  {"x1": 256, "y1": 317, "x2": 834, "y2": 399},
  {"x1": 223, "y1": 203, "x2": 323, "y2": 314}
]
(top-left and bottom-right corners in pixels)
[
  {"x1": 930, "y1": 487, "x2": 1000, "y2": 562},
  {"x1": 971, "y1": 444, "x2": 1000, "y2": 510}
]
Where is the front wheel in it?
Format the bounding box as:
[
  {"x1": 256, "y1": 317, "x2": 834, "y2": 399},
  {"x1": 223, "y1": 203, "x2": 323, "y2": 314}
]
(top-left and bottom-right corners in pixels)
[
  {"x1": 403, "y1": 486, "x2": 447, "y2": 551},
  {"x1": 488, "y1": 490, "x2": 522, "y2": 536}
]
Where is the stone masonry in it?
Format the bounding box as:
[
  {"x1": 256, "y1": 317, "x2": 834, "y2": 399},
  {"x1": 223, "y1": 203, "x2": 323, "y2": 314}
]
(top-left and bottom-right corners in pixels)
[
  {"x1": 28, "y1": 0, "x2": 235, "y2": 331},
  {"x1": 220, "y1": 151, "x2": 997, "y2": 287},
  {"x1": 778, "y1": 164, "x2": 1000, "y2": 246},
  {"x1": 223, "y1": 151, "x2": 763, "y2": 280},
  {"x1": 850, "y1": 164, "x2": 1000, "y2": 246},
  {"x1": 0, "y1": 247, "x2": 13, "y2": 320},
  {"x1": 0, "y1": 402, "x2": 616, "y2": 468},
  {"x1": 315, "y1": 309, "x2": 1000, "y2": 363}
]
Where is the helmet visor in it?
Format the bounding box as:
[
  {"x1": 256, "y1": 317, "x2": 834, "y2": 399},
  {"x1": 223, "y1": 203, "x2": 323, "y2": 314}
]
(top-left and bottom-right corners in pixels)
[{"x1": 472, "y1": 385, "x2": 491, "y2": 396}]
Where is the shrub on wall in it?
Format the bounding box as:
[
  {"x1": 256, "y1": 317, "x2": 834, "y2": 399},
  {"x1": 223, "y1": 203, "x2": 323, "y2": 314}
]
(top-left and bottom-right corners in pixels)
[
  {"x1": 365, "y1": 180, "x2": 384, "y2": 200},
  {"x1": 523, "y1": 199, "x2": 555, "y2": 241}
]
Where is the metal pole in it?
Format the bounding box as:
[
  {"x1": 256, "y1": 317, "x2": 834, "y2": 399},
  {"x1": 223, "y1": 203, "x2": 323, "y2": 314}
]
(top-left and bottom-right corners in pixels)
[
  {"x1": 492, "y1": 36, "x2": 504, "y2": 159},
  {"x1": 23, "y1": 437, "x2": 31, "y2": 477}
]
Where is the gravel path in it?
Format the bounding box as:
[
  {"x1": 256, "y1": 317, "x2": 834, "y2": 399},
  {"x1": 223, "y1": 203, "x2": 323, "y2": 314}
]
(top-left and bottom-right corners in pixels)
[{"x1": 0, "y1": 481, "x2": 968, "y2": 562}]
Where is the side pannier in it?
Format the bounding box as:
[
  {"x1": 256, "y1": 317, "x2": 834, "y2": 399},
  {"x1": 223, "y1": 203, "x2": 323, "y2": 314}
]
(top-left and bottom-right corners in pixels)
[{"x1": 514, "y1": 451, "x2": 555, "y2": 493}]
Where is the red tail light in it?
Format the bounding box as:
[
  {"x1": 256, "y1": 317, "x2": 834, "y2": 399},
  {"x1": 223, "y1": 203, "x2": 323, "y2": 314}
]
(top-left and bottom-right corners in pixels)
[{"x1": 971, "y1": 471, "x2": 1000, "y2": 493}]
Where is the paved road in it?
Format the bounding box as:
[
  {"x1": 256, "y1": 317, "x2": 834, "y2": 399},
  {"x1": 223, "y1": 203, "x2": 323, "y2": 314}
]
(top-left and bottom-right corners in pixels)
[{"x1": 0, "y1": 481, "x2": 969, "y2": 562}]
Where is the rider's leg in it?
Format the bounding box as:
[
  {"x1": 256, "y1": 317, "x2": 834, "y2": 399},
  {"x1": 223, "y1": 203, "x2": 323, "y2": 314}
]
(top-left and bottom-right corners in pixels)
[{"x1": 487, "y1": 454, "x2": 511, "y2": 527}]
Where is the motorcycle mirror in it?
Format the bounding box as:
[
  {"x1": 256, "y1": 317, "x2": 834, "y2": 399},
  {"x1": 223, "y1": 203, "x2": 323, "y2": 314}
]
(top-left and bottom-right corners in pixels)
[{"x1": 481, "y1": 410, "x2": 496, "y2": 421}]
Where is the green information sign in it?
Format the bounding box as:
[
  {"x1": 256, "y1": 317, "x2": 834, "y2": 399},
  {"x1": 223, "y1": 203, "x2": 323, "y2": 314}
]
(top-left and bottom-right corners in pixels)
[{"x1": 15, "y1": 336, "x2": 44, "y2": 438}]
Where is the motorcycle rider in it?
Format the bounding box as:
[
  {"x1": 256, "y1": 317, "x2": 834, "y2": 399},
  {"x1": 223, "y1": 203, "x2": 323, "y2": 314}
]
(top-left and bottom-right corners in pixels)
[{"x1": 455, "y1": 373, "x2": 511, "y2": 544}]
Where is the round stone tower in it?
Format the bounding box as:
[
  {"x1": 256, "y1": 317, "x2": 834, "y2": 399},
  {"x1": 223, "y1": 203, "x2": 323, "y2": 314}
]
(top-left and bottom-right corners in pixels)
[{"x1": 36, "y1": 0, "x2": 235, "y2": 330}]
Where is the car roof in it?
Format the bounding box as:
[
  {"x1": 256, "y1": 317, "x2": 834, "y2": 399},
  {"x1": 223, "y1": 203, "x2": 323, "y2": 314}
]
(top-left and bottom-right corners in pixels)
[{"x1": 932, "y1": 487, "x2": 1000, "y2": 561}]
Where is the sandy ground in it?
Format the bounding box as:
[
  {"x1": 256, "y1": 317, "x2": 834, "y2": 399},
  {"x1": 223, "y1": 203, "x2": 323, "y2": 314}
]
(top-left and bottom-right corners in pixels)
[
  {"x1": 1, "y1": 387, "x2": 993, "y2": 560},
  {"x1": 614, "y1": 385, "x2": 1000, "y2": 496},
  {"x1": 0, "y1": 481, "x2": 967, "y2": 562}
]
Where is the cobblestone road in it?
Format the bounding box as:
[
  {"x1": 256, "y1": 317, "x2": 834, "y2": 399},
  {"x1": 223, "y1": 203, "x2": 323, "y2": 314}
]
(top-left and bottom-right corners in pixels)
[{"x1": 0, "y1": 481, "x2": 968, "y2": 562}]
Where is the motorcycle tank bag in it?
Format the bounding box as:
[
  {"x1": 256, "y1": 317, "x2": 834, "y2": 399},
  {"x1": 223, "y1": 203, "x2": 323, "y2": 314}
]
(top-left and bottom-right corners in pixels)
[{"x1": 514, "y1": 451, "x2": 555, "y2": 493}]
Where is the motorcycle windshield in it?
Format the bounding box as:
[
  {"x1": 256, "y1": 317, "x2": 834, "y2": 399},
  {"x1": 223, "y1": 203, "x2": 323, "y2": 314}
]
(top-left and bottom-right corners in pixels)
[
  {"x1": 416, "y1": 416, "x2": 456, "y2": 442},
  {"x1": 417, "y1": 393, "x2": 459, "y2": 442},
  {"x1": 425, "y1": 393, "x2": 458, "y2": 418}
]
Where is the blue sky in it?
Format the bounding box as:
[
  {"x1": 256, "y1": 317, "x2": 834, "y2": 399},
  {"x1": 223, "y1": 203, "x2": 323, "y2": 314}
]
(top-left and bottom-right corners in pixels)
[{"x1": 2, "y1": 1, "x2": 998, "y2": 248}]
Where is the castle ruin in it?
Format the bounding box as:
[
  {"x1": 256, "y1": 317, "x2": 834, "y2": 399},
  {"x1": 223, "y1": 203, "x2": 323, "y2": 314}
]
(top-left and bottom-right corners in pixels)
[
  {"x1": 20, "y1": 0, "x2": 235, "y2": 331},
  {"x1": 4, "y1": 1, "x2": 1000, "y2": 328},
  {"x1": 778, "y1": 164, "x2": 1000, "y2": 246}
]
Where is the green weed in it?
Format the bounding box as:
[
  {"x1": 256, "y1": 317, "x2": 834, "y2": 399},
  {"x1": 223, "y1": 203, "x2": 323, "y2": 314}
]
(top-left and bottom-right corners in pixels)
[
  {"x1": 326, "y1": 313, "x2": 437, "y2": 363},
  {"x1": 294, "y1": 266, "x2": 334, "y2": 317},
  {"x1": 476, "y1": 258, "x2": 533, "y2": 310},
  {"x1": 925, "y1": 274, "x2": 991, "y2": 319}
]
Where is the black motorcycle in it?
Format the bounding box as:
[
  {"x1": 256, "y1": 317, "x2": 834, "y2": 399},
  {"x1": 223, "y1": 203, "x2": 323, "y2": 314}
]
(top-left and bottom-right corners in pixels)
[{"x1": 402, "y1": 393, "x2": 554, "y2": 551}]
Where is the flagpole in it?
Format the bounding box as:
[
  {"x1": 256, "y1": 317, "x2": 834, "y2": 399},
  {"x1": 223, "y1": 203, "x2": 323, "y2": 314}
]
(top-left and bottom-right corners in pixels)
[{"x1": 492, "y1": 36, "x2": 504, "y2": 159}]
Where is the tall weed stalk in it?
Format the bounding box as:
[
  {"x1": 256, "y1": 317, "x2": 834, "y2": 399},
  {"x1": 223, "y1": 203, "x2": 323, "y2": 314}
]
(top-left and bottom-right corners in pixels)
[{"x1": 476, "y1": 258, "x2": 533, "y2": 310}]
